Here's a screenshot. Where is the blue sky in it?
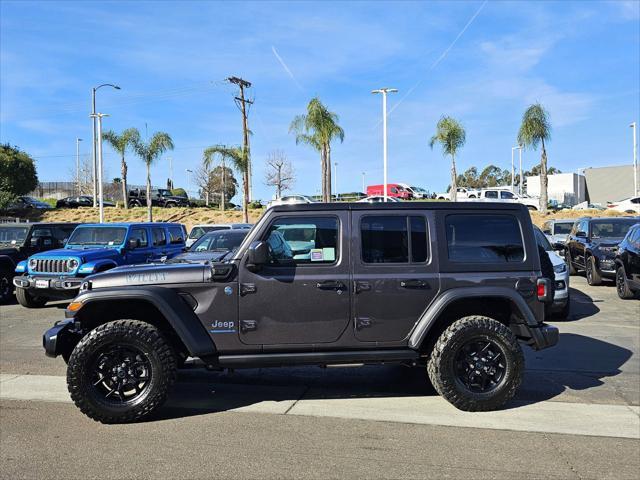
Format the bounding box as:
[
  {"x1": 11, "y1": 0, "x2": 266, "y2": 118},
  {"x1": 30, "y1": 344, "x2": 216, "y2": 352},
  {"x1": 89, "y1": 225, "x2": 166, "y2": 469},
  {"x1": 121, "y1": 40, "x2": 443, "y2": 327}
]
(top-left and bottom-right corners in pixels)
[{"x1": 1, "y1": 0, "x2": 638, "y2": 201}]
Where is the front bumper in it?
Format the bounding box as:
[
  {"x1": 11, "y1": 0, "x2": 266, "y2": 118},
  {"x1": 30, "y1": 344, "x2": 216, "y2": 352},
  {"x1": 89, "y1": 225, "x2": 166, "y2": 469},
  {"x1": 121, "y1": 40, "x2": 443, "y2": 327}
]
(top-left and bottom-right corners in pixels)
[
  {"x1": 596, "y1": 257, "x2": 616, "y2": 278},
  {"x1": 43, "y1": 319, "x2": 79, "y2": 358},
  {"x1": 14, "y1": 275, "x2": 84, "y2": 291}
]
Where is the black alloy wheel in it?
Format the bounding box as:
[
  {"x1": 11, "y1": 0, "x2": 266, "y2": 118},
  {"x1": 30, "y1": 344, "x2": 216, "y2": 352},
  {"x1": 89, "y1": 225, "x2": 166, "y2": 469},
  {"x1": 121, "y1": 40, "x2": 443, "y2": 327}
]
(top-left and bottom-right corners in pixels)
[
  {"x1": 453, "y1": 339, "x2": 506, "y2": 394},
  {"x1": 0, "y1": 274, "x2": 12, "y2": 303},
  {"x1": 616, "y1": 266, "x2": 635, "y2": 299}
]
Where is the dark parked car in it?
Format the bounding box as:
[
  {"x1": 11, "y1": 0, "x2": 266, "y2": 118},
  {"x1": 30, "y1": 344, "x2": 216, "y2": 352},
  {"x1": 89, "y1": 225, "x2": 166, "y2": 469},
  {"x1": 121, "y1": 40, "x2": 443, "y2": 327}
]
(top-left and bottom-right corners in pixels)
[
  {"x1": 56, "y1": 196, "x2": 115, "y2": 208},
  {"x1": 13, "y1": 222, "x2": 187, "y2": 307},
  {"x1": 171, "y1": 229, "x2": 249, "y2": 263},
  {"x1": 0, "y1": 222, "x2": 78, "y2": 303},
  {"x1": 6, "y1": 196, "x2": 52, "y2": 210},
  {"x1": 615, "y1": 223, "x2": 640, "y2": 299},
  {"x1": 128, "y1": 188, "x2": 189, "y2": 208},
  {"x1": 565, "y1": 216, "x2": 640, "y2": 285},
  {"x1": 43, "y1": 202, "x2": 557, "y2": 423}
]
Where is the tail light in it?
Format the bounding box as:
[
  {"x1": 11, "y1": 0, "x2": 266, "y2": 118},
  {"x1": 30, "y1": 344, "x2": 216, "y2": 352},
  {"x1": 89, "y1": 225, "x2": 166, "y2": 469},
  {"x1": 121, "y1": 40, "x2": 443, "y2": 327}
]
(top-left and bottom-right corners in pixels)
[{"x1": 537, "y1": 278, "x2": 550, "y2": 302}]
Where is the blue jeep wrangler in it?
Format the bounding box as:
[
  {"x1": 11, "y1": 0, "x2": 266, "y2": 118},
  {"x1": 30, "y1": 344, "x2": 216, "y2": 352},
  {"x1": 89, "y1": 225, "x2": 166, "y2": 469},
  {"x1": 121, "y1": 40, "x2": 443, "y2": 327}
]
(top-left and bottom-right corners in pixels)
[{"x1": 13, "y1": 222, "x2": 186, "y2": 308}]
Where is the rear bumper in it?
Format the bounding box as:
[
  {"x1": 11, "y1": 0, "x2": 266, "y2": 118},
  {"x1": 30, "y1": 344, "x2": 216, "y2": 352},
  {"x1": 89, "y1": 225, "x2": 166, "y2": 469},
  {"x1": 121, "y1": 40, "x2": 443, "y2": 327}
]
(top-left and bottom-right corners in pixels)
[
  {"x1": 511, "y1": 323, "x2": 559, "y2": 351},
  {"x1": 13, "y1": 275, "x2": 84, "y2": 291}
]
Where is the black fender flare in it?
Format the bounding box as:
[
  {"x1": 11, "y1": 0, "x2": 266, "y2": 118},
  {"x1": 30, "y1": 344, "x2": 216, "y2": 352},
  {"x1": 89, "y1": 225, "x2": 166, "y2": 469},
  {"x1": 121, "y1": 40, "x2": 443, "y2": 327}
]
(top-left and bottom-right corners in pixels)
[
  {"x1": 408, "y1": 286, "x2": 539, "y2": 350},
  {"x1": 72, "y1": 286, "x2": 216, "y2": 357}
]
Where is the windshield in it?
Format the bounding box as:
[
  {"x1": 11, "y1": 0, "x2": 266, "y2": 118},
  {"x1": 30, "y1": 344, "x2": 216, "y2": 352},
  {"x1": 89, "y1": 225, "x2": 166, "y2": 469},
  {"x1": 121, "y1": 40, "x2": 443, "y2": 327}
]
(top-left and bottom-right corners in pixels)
[
  {"x1": 590, "y1": 220, "x2": 637, "y2": 239},
  {"x1": 191, "y1": 231, "x2": 248, "y2": 252},
  {"x1": 0, "y1": 226, "x2": 29, "y2": 245},
  {"x1": 553, "y1": 222, "x2": 574, "y2": 235},
  {"x1": 67, "y1": 227, "x2": 127, "y2": 246},
  {"x1": 188, "y1": 226, "x2": 229, "y2": 239},
  {"x1": 534, "y1": 228, "x2": 553, "y2": 251}
]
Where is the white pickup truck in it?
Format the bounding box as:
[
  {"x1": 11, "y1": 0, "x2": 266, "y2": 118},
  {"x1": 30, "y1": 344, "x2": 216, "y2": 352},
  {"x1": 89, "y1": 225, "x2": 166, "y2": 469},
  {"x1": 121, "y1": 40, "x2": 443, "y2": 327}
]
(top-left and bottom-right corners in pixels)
[
  {"x1": 435, "y1": 187, "x2": 478, "y2": 200},
  {"x1": 464, "y1": 188, "x2": 540, "y2": 210}
]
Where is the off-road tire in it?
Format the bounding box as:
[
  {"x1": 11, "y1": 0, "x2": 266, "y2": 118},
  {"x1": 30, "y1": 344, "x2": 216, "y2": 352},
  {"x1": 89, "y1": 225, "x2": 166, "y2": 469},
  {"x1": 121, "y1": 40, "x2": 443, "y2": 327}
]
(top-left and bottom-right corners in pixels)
[
  {"x1": 16, "y1": 287, "x2": 47, "y2": 308},
  {"x1": 427, "y1": 316, "x2": 524, "y2": 412},
  {"x1": 586, "y1": 256, "x2": 602, "y2": 286},
  {"x1": 0, "y1": 271, "x2": 13, "y2": 303},
  {"x1": 565, "y1": 251, "x2": 577, "y2": 275},
  {"x1": 67, "y1": 320, "x2": 177, "y2": 424},
  {"x1": 616, "y1": 265, "x2": 635, "y2": 299}
]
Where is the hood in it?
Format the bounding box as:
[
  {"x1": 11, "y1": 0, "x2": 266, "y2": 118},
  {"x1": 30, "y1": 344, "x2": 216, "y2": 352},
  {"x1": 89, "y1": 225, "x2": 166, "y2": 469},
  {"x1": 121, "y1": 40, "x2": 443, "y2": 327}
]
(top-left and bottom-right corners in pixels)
[
  {"x1": 87, "y1": 262, "x2": 208, "y2": 289},
  {"x1": 33, "y1": 247, "x2": 120, "y2": 261},
  {"x1": 592, "y1": 239, "x2": 623, "y2": 247},
  {"x1": 169, "y1": 251, "x2": 229, "y2": 263}
]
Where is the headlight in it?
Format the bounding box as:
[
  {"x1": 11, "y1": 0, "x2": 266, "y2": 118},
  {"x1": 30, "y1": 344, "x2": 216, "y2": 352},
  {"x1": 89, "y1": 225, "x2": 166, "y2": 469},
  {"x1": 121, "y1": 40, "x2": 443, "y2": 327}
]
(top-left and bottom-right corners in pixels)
[
  {"x1": 553, "y1": 263, "x2": 567, "y2": 273},
  {"x1": 28, "y1": 258, "x2": 37, "y2": 269},
  {"x1": 68, "y1": 259, "x2": 79, "y2": 269}
]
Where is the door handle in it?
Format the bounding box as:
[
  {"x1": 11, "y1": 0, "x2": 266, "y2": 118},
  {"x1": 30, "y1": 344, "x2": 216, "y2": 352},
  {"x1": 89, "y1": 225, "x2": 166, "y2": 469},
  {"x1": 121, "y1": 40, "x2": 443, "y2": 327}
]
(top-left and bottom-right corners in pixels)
[
  {"x1": 354, "y1": 281, "x2": 371, "y2": 293},
  {"x1": 316, "y1": 280, "x2": 344, "y2": 290},
  {"x1": 400, "y1": 279, "x2": 429, "y2": 289}
]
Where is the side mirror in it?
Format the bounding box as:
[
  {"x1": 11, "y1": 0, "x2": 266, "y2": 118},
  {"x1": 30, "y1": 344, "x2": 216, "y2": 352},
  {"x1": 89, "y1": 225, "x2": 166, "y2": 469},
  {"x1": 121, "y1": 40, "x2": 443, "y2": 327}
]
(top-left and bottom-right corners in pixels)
[
  {"x1": 543, "y1": 229, "x2": 551, "y2": 235},
  {"x1": 30, "y1": 237, "x2": 43, "y2": 248},
  {"x1": 552, "y1": 242, "x2": 565, "y2": 251},
  {"x1": 246, "y1": 241, "x2": 270, "y2": 271}
]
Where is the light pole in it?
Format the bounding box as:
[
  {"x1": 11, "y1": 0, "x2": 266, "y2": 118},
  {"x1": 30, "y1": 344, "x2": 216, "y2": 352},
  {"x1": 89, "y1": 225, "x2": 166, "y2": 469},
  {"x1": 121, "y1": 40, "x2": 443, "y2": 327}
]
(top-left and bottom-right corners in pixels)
[
  {"x1": 517, "y1": 145, "x2": 523, "y2": 195},
  {"x1": 334, "y1": 162, "x2": 338, "y2": 201},
  {"x1": 90, "y1": 113, "x2": 109, "y2": 223},
  {"x1": 91, "y1": 84, "x2": 120, "y2": 207},
  {"x1": 361, "y1": 171, "x2": 366, "y2": 194},
  {"x1": 372, "y1": 88, "x2": 398, "y2": 201},
  {"x1": 510, "y1": 145, "x2": 520, "y2": 193},
  {"x1": 631, "y1": 122, "x2": 638, "y2": 196},
  {"x1": 76, "y1": 138, "x2": 82, "y2": 195}
]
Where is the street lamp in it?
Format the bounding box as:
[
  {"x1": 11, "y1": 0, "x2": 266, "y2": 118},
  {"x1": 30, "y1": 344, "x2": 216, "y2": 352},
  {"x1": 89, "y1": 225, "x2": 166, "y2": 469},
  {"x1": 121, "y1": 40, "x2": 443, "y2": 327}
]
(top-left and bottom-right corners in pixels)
[
  {"x1": 631, "y1": 122, "x2": 638, "y2": 196},
  {"x1": 91, "y1": 83, "x2": 120, "y2": 206},
  {"x1": 510, "y1": 145, "x2": 521, "y2": 193},
  {"x1": 372, "y1": 88, "x2": 398, "y2": 201},
  {"x1": 90, "y1": 113, "x2": 109, "y2": 223},
  {"x1": 334, "y1": 162, "x2": 338, "y2": 201},
  {"x1": 76, "y1": 138, "x2": 82, "y2": 195},
  {"x1": 361, "y1": 171, "x2": 366, "y2": 194}
]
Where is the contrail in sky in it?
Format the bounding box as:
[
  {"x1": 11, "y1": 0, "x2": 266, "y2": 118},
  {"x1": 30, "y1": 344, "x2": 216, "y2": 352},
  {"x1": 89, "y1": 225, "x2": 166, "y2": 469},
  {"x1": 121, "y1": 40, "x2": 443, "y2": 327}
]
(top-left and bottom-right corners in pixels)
[
  {"x1": 377, "y1": 0, "x2": 488, "y2": 124},
  {"x1": 272, "y1": 46, "x2": 304, "y2": 92}
]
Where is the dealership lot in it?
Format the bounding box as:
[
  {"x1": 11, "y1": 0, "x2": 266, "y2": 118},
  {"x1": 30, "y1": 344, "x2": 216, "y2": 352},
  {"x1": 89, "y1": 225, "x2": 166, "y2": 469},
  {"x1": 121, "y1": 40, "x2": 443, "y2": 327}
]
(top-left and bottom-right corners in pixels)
[{"x1": 1, "y1": 275, "x2": 639, "y2": 479}]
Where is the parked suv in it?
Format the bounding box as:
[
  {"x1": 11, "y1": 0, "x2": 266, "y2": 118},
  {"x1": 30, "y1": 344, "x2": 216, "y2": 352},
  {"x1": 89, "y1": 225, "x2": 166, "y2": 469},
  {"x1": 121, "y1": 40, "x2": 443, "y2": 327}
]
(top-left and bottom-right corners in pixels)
[
  {"x1": 542, "y1": 219, "x2": 576, "y2": 247},
  {"x1": 128, "y1": 188, "x2": 189, "y2": 208},
  {"x1": 565, "y1": 217, "x2": 640, "y2": 285},
  {"x1": 0, "y1": 222, "x2": 79, "y2": 303},
  {"x1": 615, "y1": 223, "x2": 640, "y2": 299},
  {"x1": 13, "y1": 222, "x2": 186, "y2": 307},
  {"x1": 43, "y1": 202, "x2": 557, "y2": 423}
]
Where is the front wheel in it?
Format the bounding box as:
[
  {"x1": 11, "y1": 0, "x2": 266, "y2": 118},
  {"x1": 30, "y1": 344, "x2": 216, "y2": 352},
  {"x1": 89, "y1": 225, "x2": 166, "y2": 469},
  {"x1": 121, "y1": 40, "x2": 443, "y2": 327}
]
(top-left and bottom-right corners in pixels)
[
  {"x1": 0, "y1": 272, "x2": 13, "y2": 303},
  {"x1": 15, "y1": 287, "x2": 47, "y2": 308},
  {"x1": 565, "y1": 250, "x2": 577, "y2": 276},
  {"x1": 67, "y1": 320, "x2": 177, "y2": 424},
  {"x1": 586, "y1": 256, "x2": 602, "y2": 286},
  {"x1": 427, "y1": 316, "x2": 524, "y2": 412},
  {"x1": 616, "y1": 265, "x2": 635, "y2": 299}
]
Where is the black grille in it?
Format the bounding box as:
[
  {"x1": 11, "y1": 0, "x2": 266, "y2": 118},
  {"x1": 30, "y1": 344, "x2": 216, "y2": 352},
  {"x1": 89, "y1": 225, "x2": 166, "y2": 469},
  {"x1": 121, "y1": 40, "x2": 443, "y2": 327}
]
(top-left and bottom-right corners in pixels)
[{"x1": 33, "y1": 259, "x2": 73, "y2": 273}]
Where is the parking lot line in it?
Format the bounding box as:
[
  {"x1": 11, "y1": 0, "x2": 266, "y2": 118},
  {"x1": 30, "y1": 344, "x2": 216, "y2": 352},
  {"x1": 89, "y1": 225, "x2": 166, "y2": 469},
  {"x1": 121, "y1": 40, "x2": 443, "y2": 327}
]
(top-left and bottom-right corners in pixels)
[{"x1": 1, "y1": 373, "x2": 638, "y2": 439}]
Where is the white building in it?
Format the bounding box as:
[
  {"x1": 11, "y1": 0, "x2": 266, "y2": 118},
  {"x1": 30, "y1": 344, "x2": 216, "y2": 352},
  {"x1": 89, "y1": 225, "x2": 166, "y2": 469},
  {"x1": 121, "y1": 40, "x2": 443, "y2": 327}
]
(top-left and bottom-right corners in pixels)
[{"x1": 525, "y1": 173, "x2": 586, "y2": 206}]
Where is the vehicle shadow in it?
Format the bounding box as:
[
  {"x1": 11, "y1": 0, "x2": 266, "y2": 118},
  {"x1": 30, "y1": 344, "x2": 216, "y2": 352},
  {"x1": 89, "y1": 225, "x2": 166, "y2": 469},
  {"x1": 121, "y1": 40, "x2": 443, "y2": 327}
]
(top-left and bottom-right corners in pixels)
[
  {"x1": 558, "y1": 287, "x2": 601, "y2": 322},
  {"x1": 152, "y1": 332, "x2": 632, "y2": 421}
]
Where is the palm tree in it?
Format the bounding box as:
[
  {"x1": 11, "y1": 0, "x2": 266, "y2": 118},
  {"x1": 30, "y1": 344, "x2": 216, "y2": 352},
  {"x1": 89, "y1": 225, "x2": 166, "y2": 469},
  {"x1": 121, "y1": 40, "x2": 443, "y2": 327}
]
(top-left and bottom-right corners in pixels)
[
  {"x1": 289, "y1": 98, "x2": 344, "y2": 202},
  {"x1": 203, "y1": 145, "x2": 248, "y2": 222},
  {"x1": 132, "y1": 132, "x2": 174, "y2": 222},
  {"x1": 429, "y1": 116, "x2": 466, "y2": 202},
  {"x1": 518, "y1": 103, "x2": 551, "y2": 213},
  {"x1": 102, "y1": 128, "x2": 140, "y2": 209}
]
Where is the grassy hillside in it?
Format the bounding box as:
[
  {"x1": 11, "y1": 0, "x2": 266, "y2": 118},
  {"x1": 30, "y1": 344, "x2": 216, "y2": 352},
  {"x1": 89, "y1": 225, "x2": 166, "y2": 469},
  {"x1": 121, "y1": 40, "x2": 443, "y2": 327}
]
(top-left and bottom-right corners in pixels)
[{"x1": 4, "y1": 205, "x2": 635, "y2": 231}]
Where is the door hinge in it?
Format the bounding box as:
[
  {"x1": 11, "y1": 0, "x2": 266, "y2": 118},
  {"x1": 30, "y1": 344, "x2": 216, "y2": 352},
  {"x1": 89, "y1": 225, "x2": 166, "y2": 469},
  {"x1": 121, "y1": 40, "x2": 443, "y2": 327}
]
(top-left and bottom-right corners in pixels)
[
  {"x1": 355, "y1": 317, "x2": 372, "y2": 330},
  {"x1": 240, "y1": 283, "x2": 257, "y2": 296}
]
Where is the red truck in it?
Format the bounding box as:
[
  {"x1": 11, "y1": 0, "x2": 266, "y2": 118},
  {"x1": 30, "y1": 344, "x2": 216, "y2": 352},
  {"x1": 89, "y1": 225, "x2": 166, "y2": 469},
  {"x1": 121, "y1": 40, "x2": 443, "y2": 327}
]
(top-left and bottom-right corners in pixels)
[{"x1": 366, "y1": 184, "x2": 412, "y2": 199}]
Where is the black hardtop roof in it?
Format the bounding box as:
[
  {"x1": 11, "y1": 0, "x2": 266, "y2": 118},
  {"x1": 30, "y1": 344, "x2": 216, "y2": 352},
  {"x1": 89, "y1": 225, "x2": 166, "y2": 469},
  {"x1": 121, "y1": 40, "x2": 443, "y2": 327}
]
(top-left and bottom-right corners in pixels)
[
  {"x1": 0, "y1": 222, "x2": 80, "y2": 227},
  {"x1": 585, "y1": 216, "x2": 640, "y2": 223},
  {"x1": 270, "y1": 202, "x2": 528, "y2": 213}
]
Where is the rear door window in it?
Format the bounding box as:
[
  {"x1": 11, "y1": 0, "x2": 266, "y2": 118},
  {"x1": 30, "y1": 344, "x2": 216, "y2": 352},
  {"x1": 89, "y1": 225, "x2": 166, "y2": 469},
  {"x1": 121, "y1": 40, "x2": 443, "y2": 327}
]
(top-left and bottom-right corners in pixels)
[
  {"x1": 360, "y1": 215, "x2": 429, "y2": 264},
  {"x1": 152, "y1": 228, "x2": 167, "y2": 246},
  {"x1": 446, "y1": 214, "x2": 524, "y2": 263}
]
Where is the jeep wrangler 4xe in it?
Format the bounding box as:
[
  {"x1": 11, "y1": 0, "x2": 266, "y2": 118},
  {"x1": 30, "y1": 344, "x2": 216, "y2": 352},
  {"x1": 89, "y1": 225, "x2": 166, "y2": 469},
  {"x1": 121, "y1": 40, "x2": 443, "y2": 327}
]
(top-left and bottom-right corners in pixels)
[{"x1": 43, "y1": 203, "x2": 558, "y2": 423}]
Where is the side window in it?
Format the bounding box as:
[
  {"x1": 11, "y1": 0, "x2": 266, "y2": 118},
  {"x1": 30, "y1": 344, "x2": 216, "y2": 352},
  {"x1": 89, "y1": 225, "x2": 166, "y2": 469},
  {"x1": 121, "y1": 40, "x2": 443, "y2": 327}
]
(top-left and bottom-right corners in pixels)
[
  {"x1": 360, "y1": 215, "x2": 429, "y2": 264},
  {"x1": 265, "y1": 217, "x2": 338, "y2": 265},
  {"x1": 578, "y1": 221, "x2": 588, "y2": 235},
  {"x1": 129, "y1": 228, "x2": 148, "y2": 248},
  {"x1": 168, "y1": 226, "x2": 185, "y2": 245},
  {"x1": 54, "y1": 226, "x2": 74, "y2": 243},
  {"x1": 501, "y1": 191, "x2": 514, "y2": 199},
  {"x1": 446, "y1": 214, "x2": 524, "y2": 263},
  {"x1": 485, "y1": 191, "x2": 498, "y2": 199},
  {"x1": 152, "y1": 228, "x2": 167, "y2": 247}
]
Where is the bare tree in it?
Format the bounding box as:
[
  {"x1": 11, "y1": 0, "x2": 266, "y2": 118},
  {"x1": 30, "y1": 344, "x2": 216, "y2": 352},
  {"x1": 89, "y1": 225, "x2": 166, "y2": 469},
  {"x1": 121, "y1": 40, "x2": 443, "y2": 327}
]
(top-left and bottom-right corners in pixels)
[
  {"x1": 193, "y1": 162, "x2": 214, "y2": 206},
  {"x1": 264, "y1": 150, "x2": 295, "y2": 199},
  {"x1": 69, "y1": 155, "x2": 108, "y2": 196}
]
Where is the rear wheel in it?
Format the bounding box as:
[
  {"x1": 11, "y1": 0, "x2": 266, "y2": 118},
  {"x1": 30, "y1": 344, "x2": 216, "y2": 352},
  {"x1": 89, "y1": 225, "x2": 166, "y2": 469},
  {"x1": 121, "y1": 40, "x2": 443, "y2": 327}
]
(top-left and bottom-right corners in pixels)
[
  {"x1": 0, "y1": 272, "x2": 13, "y2": 303},
  {"x1": 67, "y1": 320, "x2": 177, "y2": 424},
  {"x1": 586, "y1": 256, "x2": 602, "y2": 286},
  {"x1": 16, "y1": 287, "x2": 47, "y2": 308},
  {"x1": 427, "y1": 316, "x2": 524, "y2": 412},
  {"x1": 616, "y1": 265, "x2": 635, "y2": 299}
]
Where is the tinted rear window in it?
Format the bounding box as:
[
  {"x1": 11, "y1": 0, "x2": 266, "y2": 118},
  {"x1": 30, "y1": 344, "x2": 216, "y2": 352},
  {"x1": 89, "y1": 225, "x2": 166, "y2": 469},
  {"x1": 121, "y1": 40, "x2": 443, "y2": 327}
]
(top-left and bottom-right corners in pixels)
[{"x1": 446, "y1": 214, "x2": 524, "y2": 263}]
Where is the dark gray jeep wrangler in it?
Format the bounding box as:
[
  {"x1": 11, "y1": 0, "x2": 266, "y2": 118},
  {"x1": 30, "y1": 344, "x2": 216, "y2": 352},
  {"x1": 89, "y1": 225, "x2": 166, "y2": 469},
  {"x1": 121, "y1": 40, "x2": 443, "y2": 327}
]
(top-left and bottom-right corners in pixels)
[{"x1": 43, "y1": 202, "x2": 558, "y2": 423}]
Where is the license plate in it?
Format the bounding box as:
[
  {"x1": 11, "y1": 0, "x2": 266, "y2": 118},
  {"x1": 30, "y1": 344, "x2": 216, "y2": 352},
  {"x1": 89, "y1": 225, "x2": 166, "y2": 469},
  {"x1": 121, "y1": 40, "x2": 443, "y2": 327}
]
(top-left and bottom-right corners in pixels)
[{"x1": 35, "y1": 279, "x2": 50, "y2": 289}]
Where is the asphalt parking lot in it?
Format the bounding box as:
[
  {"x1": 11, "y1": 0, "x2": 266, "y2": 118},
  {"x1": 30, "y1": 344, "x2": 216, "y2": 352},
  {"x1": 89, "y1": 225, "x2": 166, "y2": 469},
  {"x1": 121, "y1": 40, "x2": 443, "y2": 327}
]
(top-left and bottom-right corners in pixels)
[{"x1": 1, "y1": 275, "x2": 639, "y2": 479}]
